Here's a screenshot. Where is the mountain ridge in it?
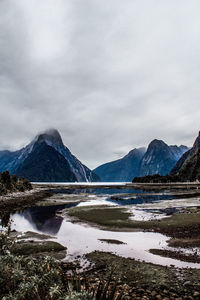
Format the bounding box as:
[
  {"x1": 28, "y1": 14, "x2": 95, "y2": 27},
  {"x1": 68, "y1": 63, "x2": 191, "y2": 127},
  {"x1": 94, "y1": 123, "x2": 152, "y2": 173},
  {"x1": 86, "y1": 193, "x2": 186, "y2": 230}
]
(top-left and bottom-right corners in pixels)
[
  {"x1": 93, "y1": 147, "x2": 146, "y2": 182},
  {"x1": 0, "y1": 129, "x2": 99, "y2": 182},
  {"x1": 139, "y1": 139, "x2": 189, "y2": 177},
  {"x1": 94, "y1": 140, "x2": 189, "y2": 182},
  {"x1": 170, "y1": 131, "x2": 200, "y2": 181}
]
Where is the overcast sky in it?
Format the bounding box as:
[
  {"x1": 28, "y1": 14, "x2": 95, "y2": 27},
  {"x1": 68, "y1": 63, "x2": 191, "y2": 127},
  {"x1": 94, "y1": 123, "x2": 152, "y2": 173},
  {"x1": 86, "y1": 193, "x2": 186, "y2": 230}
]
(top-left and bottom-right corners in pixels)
[{"x1": 0, "y1": 0, "x2": 200, "y2": 168}]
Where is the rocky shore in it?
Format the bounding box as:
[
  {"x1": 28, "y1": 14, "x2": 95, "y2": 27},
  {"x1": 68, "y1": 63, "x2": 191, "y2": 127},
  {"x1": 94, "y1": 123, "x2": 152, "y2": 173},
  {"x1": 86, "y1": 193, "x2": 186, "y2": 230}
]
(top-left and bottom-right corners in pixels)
[
  {"x1": 0, "y1": 188, "x2": 51, "y2": 213},
  {"x1": 61, "y1": 251, "x2": 200, "y2": 300}
]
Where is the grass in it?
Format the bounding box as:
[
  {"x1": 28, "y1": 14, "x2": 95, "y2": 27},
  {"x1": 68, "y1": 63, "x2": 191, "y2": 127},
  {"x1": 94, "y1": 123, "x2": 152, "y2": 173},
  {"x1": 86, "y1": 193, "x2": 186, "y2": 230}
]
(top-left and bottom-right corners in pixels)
[
  {"x1": 11, "y1": 240, "x2": 66, "y2": 256},
  {"x1": 149, "y1": 249, "x2": 200, "y2": 263},
  {"x1": 18, "y1": 231, "x2": 54, "y2": 240},
  {"x1": 168, "y1": 237, "x2": 200, "y2": 248},
  {"x1": 66, "y1": 206, "x2": 200, "y2": 238},
  {"x1": 86, "y1": 251, "x2": 200, "y2": 294},
  {"x1": 67, "y1": 206, "x2": 133, "y2": 228}
]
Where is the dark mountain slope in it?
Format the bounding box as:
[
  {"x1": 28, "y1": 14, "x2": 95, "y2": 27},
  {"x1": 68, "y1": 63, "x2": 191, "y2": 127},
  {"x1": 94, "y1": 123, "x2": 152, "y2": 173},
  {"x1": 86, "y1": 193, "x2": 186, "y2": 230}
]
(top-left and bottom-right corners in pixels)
[
  {"x1": 170, "y1": 131, "x2": 200, "y2": 181},
  {"x1": 0, "y1": 129, "x2": 99, "y2": 182},
  {"x1": 15, "y1": 141, "x2": 77, "y2": 182},
  {"x1": 94, "y1": 148, "x2": 146, "y2": 182},
  {"x1": 139, "y1": 140, "x2": 188, "y2": 177},
  {"x1": 32, "y1": 129, "x2": 99, "y2": 182}
]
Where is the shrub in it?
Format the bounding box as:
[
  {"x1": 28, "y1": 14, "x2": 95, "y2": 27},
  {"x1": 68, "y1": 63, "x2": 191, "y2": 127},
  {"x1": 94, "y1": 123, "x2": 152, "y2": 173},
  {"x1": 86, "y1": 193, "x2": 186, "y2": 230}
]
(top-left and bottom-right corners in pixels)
[
  {"x1": 0, "y1": 171, "x2": 32, "y2": 195},
  {"x1": 1, "y1": 171, "x2": 11, "y2": 189},
  {"x1": 11, "y1": 174, "x2": 18, "y2": 184},
  {"x1": 0, "y1": 255, "x2": 64, "y2": 299},
  {"x1": 0, "y1": 182, "x2": 7, "y2": 195},
  {"x1": 0, "y1": 223, "x2": 124, "y2": 300}
]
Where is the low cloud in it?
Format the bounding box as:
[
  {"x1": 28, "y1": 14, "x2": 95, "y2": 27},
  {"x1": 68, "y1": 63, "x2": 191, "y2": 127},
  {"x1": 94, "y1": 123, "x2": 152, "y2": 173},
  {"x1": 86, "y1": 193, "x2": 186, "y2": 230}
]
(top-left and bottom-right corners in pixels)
[{"x1": 0, "y1": 0, "x2": 200, "y2": 168}]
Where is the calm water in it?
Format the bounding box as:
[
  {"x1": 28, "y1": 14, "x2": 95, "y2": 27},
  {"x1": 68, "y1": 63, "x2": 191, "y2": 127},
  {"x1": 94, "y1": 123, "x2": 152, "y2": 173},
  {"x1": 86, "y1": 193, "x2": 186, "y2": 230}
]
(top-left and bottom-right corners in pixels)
[{"x1": 10, "y1": 186, "x2": 200, "y2": 269}]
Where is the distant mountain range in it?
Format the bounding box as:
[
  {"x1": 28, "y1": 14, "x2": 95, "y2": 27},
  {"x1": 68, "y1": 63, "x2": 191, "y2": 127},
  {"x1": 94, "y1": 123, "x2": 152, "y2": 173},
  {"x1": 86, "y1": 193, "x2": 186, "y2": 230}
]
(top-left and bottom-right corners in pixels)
[
  {"x1": 93, "y1": 148, "x2": 146, "y2": 182},
  {"x1": 139, "y1": 140, "x2": 188, "y2": 177},
  {"x1": 94, "y1": 140, "x2": 189, "y2": 182},
  {"x1": 0, "y1": 129, "x2": 99, "y2": 182},
  {"x1": 0, "y1": 128, "x2": 193, "y2": 183}
]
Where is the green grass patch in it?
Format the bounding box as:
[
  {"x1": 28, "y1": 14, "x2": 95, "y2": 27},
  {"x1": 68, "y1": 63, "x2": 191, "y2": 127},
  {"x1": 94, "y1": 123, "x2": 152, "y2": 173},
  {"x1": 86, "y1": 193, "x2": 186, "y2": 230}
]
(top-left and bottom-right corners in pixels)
[
  {"x1": 67, "y1": 206, "x2": 133, "y2": 228},
  {"x1": 66, "y1": 206, "x2": 200, "y2": 238},
  {"x1": 86, "y1": 251, "x2": 200, "y2": 292},
  {"x1": 11, "y1": 241, "x2": 66, "y2": 256},
  {"x1": 168, "y1": 237, "x2": 200, "y2": 248},
  {"x1": 150, "y1": 248, "x2": 200, "y2": 263},
  {"x1": 18, "y1": 231, "x2": 54, "y2": 240}
]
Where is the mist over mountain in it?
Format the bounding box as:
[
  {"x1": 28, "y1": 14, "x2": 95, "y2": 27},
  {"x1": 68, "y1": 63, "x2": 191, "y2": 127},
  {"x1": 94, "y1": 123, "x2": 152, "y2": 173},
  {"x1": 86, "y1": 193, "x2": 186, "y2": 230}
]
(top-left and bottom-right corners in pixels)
[
  {"x1": 0, "y1": 129, "x2": 190, "y2": 183},
  {"x1": 0, "y1": 129, "x2": 99, "y2": 182}
]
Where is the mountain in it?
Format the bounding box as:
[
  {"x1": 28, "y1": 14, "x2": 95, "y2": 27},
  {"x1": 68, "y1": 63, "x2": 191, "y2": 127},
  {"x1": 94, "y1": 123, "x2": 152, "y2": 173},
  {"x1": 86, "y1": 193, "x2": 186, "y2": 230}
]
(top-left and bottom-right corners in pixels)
[
  {"x1": 170, "y1": 131, "x2": 200, "y2": 181},
  {"x1": 0, "y1": 129, "x2": 99, "y2": 182},
  {"x1": 93, "y1": 148, "x2": 146, "y2": 182},
  {"x1": 139, "y1": 140, "x2": 189, "y2": 177},
  {"x1": 15, "y1": 141, "x2": 77, "y2": 182},
  {"x1": 94, "y1": 140, "x2": 189, "y2": 182}
]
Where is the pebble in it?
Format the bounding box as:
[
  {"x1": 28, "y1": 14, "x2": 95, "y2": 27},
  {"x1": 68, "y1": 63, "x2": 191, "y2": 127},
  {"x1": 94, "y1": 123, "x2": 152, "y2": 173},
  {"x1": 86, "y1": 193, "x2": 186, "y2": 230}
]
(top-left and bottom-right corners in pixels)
[{"x1": 151, "y1": 291, "x2": 157, "y2": 297}]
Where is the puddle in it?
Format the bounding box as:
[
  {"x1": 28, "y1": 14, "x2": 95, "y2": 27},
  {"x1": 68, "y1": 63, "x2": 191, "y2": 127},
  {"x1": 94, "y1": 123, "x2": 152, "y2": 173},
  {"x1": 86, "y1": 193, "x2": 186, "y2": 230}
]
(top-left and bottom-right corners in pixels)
[{"x1": 11, "y1": 203, "x2": 200, "y2": 269}]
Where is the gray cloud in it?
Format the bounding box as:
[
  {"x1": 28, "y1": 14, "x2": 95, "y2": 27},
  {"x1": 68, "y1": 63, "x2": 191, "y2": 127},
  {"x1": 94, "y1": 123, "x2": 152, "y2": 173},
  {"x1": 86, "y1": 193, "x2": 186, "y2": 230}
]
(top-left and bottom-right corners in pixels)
[{"x1": 0, "y1": 0, "x2": 200, "y2": 168}]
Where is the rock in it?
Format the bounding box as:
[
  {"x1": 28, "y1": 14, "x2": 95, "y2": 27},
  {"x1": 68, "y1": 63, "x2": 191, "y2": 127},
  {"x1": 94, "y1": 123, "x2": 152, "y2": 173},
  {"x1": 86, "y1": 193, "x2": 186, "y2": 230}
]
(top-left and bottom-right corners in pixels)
[
  {"x1": 137, "y1": 288, "x2": 145, "y2": 294},
  {"x1": 193, "y1": 291, "x2": 200, "y2": 297},
  {"x1": 183, "y1": 281, "x2": 191, "y2": 287}
]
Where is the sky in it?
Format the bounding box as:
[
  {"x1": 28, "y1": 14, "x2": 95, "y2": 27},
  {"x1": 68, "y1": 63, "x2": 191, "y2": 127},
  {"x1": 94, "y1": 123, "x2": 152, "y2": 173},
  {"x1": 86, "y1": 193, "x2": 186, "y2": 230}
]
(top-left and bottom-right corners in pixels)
[{"x1": 0, "y1": 0, "x2": 200, "y2": 169}]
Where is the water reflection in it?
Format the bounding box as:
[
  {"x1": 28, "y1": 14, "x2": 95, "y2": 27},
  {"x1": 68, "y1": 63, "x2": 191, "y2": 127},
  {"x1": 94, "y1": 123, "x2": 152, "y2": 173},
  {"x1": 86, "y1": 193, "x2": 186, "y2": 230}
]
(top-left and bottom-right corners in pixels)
[
  {"x1": 11, "y1": 204, "x2": 200, "y2": 269},
  {"x1": 9, "y1": 187, "x2": 200, "y2": 269},
  {"x1": 13, "y1": 203, "x2": 78, "y2": 235}
]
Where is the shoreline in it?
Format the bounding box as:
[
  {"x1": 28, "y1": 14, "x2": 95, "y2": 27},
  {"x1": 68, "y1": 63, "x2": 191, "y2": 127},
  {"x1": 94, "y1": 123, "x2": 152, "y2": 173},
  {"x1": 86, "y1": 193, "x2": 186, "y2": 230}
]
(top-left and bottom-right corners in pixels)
[
  {"x1": 33, "y1": 181, "x2": 200, "y2": 190},
  {"x1": 0, "y1": 188, "x2": 51, "y2": 213}
]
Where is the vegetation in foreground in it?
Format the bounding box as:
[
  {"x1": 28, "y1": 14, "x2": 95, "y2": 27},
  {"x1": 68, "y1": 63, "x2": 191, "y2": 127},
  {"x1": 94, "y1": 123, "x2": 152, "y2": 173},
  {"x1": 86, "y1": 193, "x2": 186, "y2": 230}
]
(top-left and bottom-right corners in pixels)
[
  {"x1": 0, "y1": 218, "x2": 124, "y2": 300},
  {"x1": 0, "y1": 171, "x2": 32, "y2": 196},
  {"x1": 86, "y1": 251, "x2": 200, "y2": 299}
]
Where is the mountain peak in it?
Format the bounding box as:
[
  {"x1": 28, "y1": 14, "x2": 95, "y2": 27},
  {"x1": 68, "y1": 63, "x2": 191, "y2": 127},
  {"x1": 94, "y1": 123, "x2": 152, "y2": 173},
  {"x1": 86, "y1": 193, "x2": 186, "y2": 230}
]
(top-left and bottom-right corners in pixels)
[
  {"x1": 36, "y1": 128, "x2": 63, "y2": 146},
  {"x1": 149, "y1": 139, "x2": 166, "y2": 146},
  {"x1": 147, "y1": 139, "x2": 167, "y2": 151}
]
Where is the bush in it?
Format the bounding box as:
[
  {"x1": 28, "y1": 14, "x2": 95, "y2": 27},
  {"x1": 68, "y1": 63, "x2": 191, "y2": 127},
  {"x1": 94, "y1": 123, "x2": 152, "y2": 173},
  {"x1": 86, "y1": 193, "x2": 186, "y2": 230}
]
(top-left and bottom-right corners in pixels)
[
  {"x1": 0, "y1": 255, "x2": 64, "y2": 300},
  {"x1": 0, "y1": 182, "x2": 7, "y2": 195},
  {"x1": 16, "y1": 177, "x2": 32, "y2": 192},
  {"x1": 0, "y1": 223, "x2": 124, "y2": 300},
  {"x1": 0, "y1": 171, "x2": 32, "y2": 195},
  {"x1": 11, "y1": 175, "x2": 18, "y2": 184},
  {"x1": 1, "y1": 171, "x2": 11, "y2": 189}
]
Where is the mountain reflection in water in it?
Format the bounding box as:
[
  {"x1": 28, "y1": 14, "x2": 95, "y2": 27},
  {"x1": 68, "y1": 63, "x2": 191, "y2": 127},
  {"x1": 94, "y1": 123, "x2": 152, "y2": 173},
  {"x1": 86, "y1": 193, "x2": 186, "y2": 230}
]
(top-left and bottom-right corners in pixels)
[{"x1": 16, "y1": 203, "x2": 78, "y2": 235}]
